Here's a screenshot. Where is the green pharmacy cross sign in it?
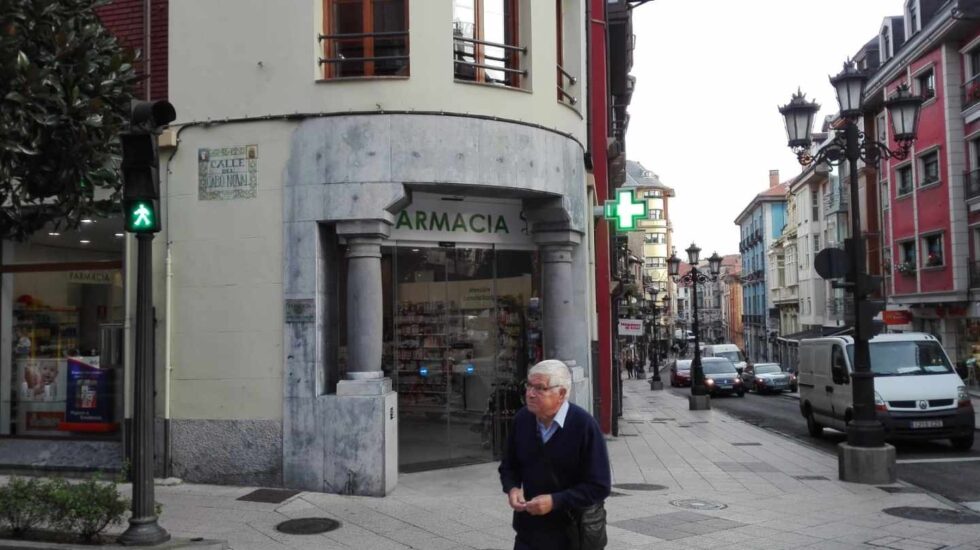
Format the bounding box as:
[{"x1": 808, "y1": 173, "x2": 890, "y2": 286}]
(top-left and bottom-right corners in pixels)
[{"x1": 604, "y1": 189, "x2": 647, "y2": 232}]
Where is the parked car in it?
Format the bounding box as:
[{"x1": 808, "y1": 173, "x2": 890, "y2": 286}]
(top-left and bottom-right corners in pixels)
[
  {"x1": 701, "y1": 357, "x2": 745, "y2": 397},
  {"x1": 742, "y1": 363, "x2": 795, "y2": 394},
  {"x1": 798, "y1": 333, "x2": 974, "y2": 450},
  {"x1": 703, "y1": 343, "x2": 749, "y2": 374},
  {"x1": 670, "y1": 359, "x2": 692, "y2": 387}
]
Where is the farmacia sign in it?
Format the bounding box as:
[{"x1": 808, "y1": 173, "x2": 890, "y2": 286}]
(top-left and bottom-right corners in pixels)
[{"x1": 389, "y1": 193, "x2": 532, "y2": 247}]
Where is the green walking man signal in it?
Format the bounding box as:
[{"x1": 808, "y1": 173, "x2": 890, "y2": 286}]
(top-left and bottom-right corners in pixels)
[{"x1": 126, "y1": 200, "x2": 158, "y2": 233}]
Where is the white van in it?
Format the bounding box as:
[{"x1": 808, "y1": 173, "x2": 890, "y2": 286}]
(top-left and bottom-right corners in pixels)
[
  {"x1": 702, "y1": 344, "x2": 748, "y2": 373},
  {"x1": 798, "y1": 333, "x2": 974, "y2": 450}
]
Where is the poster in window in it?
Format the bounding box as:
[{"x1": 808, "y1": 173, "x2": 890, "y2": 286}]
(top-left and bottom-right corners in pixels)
[{"x1": 62, "y1": 358, "x2": 116, "y2": 431}]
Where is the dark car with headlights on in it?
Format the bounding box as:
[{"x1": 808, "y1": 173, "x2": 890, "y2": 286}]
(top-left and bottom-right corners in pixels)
[
  {"x1": 742, "y1": 363, "x2": 796, "y2": 394},
  {"x1": 702, "y1": 358, "x2": 745, "y2": 397},
  {"x1": 670, "y1": 359, "x2": 692, "y2": 387}
]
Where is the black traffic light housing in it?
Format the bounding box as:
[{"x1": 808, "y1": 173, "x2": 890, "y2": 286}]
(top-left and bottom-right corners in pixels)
[{"x1": 121, "y1": 100, "x2": 175, "y2": 233}]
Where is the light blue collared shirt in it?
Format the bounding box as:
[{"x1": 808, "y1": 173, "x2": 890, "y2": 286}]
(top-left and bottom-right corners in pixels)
[{"x1": 537, "y1": 400, "x2": 570, "y2": 444}]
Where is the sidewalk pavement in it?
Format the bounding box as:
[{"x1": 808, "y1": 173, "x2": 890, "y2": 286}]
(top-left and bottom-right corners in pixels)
[{"x1": 17, "y1": 379, "x2": 980, "y2": 550}]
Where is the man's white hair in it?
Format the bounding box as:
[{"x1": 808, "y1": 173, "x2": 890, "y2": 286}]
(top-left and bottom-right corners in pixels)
[{"x1": 528, "y1": 359, "x2": 572, "y2": 394}]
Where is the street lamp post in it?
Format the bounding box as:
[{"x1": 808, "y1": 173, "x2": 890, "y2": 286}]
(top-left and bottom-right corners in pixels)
[
  {"x1": 779, "y1": 61, "x2": 923, "y2": 484},
  {"x1": 669, "y1": 245, "x2": 722, "y2": 410},
  {"x1": 648, "y1": 289, "x2": 664, "y2": 390}
]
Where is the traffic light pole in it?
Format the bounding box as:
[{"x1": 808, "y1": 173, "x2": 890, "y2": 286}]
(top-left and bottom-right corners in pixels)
[{"x1": 118, "y1": 233, "x2": 169, "y2": 546}]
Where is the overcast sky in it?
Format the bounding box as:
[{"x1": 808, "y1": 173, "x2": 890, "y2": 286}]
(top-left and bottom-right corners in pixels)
[{"x1": 627, "y1": 0, "x2": 908, "y2": 258}]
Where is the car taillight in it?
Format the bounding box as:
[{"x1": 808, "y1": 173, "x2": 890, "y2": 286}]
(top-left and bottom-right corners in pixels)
[
  {"x1": 959, "y1": 399, "x2": 973, "y2": 409},
  {"x1": 874, "y1": 392, "x2": 887, "y2": 413}
]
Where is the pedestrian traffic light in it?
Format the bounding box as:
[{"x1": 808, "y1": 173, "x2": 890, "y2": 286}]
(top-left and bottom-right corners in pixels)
[{"x1": 121, "y1": 100, "x2": 174, "y2": 234}]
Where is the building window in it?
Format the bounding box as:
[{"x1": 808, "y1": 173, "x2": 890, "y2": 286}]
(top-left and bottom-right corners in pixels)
[
  {"x1": 900, "y1": 240, "x2": 917, "y2": 265},
  {"x1": 811, "y1": 189, "x2": 819, "y2": 221},
  {"x1": 919, "y1": 151, "x2": 940, "y2": 185},
  {"x1": 907, "y1": 0, "x2": 918, "y2": 35},
  {"x1": 876, "y1": 112, "x2": 888, "y2": 146},
  {"x1": 453, "y1": 0, "x2": 523, "y2": 87},
  {"x1": 880, "y1": 181, "x2": 889, "y2": 210},
  {"x1": 321, "y1": 0, "x2": 410, "y2": 79},
  {"x1": 645, "y1": 257, "x2": 666, "y2": 268},
  {"x1": 923, "y1": 233, "x2": 944, "y2": 267},
  {"x1": 880, "y1": 26, "x2": 891, "y2": 63},
  {"x1": 813, "y1": 234, "x2": 820, "y2": 253},
  {"x1": 916, "y1": 68, "x2": 935, "y2": 100},
  {"x1": 897, "y1": 164, "x2": 913, "y2": 195},
  {"x1": 649, "y1": 208, "x2": 663, "y2": 220},
  {"x1": 643, "y1": 190, "x2": 662, "y2": 198},
  {"x1": 644, "y1": 232, "x2": 666, "y2": 244},
  {"x1": 970, "y1": 47, "x2": 980, "y2": 80}
]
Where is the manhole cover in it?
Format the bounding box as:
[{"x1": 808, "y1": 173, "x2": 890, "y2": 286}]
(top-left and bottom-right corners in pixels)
[
  {"x1": 793, "y1": 475, "x2": 829, "y2": 481},
  {"x1": 882, "y1": 507, "x2": 980, "y2": 524},
  {"x1": 237, "y1": 488, "x2": 300, "y2": 503},
  {"x1": 613, "y1": 483, "x2": 667, "y2": 491},
  {"x1": 276, "y1": 517, "x2": 342, "y2": 535},
  {"x1": 877, "y1": 486, "x2": 924, "y2": 494},
  {"x1": 670, "y1": 499, "x2": 727, "y2": 510}
]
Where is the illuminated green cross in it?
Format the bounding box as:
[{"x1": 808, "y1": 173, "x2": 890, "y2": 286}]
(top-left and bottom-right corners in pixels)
[{"x1": 604, "y1": 189, "x2": 646, "y2": 231}]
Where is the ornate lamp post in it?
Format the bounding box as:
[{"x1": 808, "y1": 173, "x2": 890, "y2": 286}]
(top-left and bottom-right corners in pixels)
[
  {"x1": 779, "y1": 61, "x2": 923, "y2": 484},
  {"x1": 648, "y1": 288, "x2": 664, "y2": 390},
  {"x1": 669, "y1": 244, "x2": 722, "y2": 410}
]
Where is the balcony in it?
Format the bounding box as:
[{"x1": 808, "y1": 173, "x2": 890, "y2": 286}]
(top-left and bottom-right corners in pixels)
[
  {"x1": 771, "y1": 286, "x2": 799, "y2": 304},
  {"x1": 966, "y1": 169, "x2": 980, "y2": 202},
  {"x1": 963, "y1": 73, "x2": 980, "y2": 112}
]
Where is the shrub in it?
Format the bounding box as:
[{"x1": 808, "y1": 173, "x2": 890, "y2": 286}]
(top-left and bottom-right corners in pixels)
[
  {"x1": 0, "y1": 475, "x2": 129, "y2": 542},
  {"x1": 47, "y1": 477, "x2": 128, "y2": 542},
  {"x1": 0, "y1": 477, "x2": 48, "y2": 536}
]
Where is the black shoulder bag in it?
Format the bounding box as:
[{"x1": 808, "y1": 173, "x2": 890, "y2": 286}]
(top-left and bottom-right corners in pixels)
[{"x1": 536, "y1": 435, "x2": 607, "y2": 550}]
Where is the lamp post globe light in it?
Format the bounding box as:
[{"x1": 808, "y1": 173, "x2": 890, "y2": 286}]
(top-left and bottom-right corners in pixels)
[
  {"x1": 779, "y1": 61, "x2": 923, "y2": 485},
  {"x1": 668, "y1": 245, "x2": 722, "y2": 410}
]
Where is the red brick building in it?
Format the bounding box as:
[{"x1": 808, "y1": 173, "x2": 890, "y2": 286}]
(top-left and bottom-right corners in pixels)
[{"x1": 96, "y1": 0, "x2": 168, "y2": 101}]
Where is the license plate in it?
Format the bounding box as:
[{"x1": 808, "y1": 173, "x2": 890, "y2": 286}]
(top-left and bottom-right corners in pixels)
[
  {"x1": 718, "y1": 385, "x2": 732, "y2": 389},
  {"x1": 910, "y1": 419, "x2": 943, "y2": 429}
]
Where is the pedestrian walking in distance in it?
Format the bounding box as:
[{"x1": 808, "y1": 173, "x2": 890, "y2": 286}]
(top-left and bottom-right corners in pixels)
[
  {"x1": 499, "y1": 360, "x2": 611, "y2": 549},
  {"x1": 625, "y1": 354, "x2": 634, "y2": 379}
]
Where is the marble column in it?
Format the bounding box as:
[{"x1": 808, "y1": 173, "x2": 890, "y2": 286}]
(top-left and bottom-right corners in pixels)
[
  {"x1": 345, "y1": 236, "x2": 384, "y2": 380},
  {"x1": 533, "y1": 230, "x2": 582, "y2": 364}
]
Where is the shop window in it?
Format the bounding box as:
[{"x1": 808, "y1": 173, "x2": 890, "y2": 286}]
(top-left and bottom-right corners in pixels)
[
  {"x1": 897, "y1": 164, "x2": 914, "y2": 195},
  {"x1": 2, "y1": 220, "x2": 126, "y2": 439},
  {"x1": 919, "y1": 151, "x2": 940, "y2": 185},
  {"x1": 923, "y1": 233, "x2": 944, "y2": 267},
  {"x1": 453, "y1": 0, "x2": 524, "y2": 88},
  {"x1": 321, "y1": 0, "x2": 410, "y2": 79},
  {"x1": 916, "y1": 68, "x2": 935, "y2": 100}
]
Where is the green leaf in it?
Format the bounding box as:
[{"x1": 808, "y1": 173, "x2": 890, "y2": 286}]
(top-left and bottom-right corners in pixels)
[{"x1": 16, "y1": 50, "x2": 29, "y2": 69}]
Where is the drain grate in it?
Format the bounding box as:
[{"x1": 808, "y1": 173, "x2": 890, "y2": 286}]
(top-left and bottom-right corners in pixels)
[
  {"x1": 881, "y1": 507, "x2": 980, "y2": 524},
  {"x1": 671, "y1": 498, "x2": 727, "y2": 510},
  {"x1": 793, "y1": 475, "x2": 829, "y2": 481},
  {"x1": 276, "y1": 517, "x2": 342, "y2": 535},
  {"x1": 237, "y1": 489, "x2": 300, "y2": 504},
  {"x1": 877, "y1": 486, "x2": 924, "y2": 494},
  {"x1": 613, "y1": 483, "x2": 668, "y2": 491},
  {"x1": 651, "y1": 418, "x2": 675, "y2": 421},
  {"x1": 731, "y1": 442, "x2": 762, "y2": 446}
]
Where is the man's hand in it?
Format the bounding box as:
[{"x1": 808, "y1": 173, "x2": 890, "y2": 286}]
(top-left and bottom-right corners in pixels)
[
  {"x1": 508, "y1": 487, "x2": 527, "y2": 512},
  {"x1": 525, "y1": 494, "x2": 554, "y2": 516}
]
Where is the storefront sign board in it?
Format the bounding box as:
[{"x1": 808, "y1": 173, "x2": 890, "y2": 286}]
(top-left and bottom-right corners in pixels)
[
  {"x1": 618, "y1": 318, "x2": 644, "y2": 336},
  {"x1": 390, "y1": 194, "x2": 532, "y2": 247},
  {"x1": 198, "y1": 145, "x2": 258, "y2": 200},
  {"x1": 883, "y1": 310, "x2": 912, "y2": 325}
]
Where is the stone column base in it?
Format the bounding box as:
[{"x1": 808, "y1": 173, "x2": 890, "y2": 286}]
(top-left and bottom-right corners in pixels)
[
  {"x1": 649, "y1": 379, "x2": 664, "y2": 391},
  {"x1": 838, "y1": 442, "x2": 896, "y2": 484},
  {"x1": 321, "y1": 379, "x2": 397, "y2": 496},
  {"x1": 689, "y1": 395, "x2": 711, "y2": 410}
]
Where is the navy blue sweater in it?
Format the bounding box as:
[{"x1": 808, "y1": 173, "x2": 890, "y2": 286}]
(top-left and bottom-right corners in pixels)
[{"x1": 498, "y1": 403, "x2": 611, "y2": 533}]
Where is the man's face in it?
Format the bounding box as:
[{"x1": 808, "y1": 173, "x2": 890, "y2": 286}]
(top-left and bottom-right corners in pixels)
[{"x1": 525, "y1": 373, "x2": 565, "y2": 418}]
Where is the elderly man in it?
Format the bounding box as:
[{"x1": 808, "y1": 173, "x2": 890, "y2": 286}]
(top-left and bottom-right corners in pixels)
[{"x1": 498, "y1": 360, "x2": 611, "y2": 550}]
